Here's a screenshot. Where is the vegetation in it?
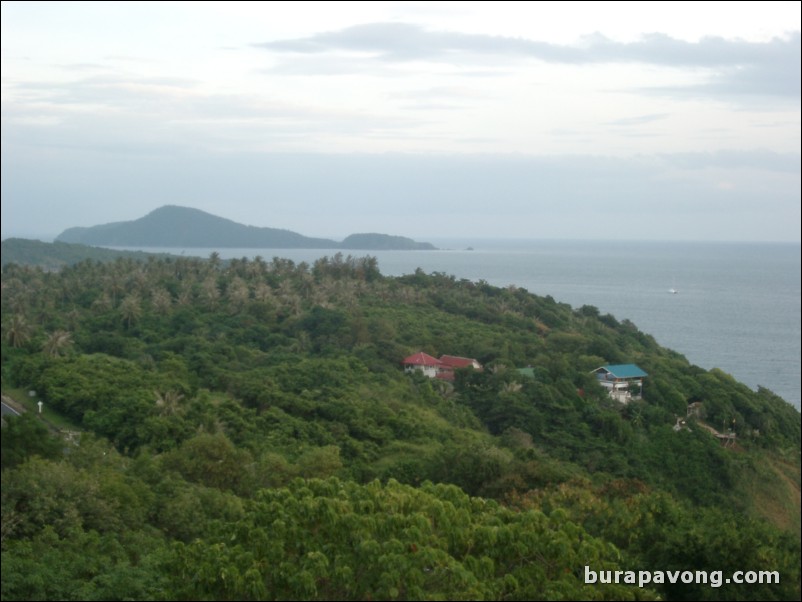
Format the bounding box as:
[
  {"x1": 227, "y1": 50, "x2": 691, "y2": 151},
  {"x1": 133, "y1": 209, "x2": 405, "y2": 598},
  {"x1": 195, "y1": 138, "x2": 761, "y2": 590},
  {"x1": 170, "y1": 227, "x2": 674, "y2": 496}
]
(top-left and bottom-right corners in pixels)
[
  {"x1": 341, "y1": 233, "x2": 436, "y2": 250},
  {"x1": 1, "y1": 248, "x2": 799, "y2": 600},
  {"x1": 1, "y1": 238, "x2": 180, "y2": 271}
]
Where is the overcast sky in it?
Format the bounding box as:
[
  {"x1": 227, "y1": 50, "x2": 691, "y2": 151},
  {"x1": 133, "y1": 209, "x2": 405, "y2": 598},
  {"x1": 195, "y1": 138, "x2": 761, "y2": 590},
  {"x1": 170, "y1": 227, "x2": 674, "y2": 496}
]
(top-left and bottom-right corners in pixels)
[{"x1": 2, "y1": 1, "x2": 800, "y2": 242}]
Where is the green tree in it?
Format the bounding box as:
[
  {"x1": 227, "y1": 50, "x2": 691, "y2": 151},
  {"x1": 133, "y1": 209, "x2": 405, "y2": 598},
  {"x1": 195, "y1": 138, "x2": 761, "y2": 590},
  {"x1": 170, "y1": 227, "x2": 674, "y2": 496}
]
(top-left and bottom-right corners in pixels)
[
  {"x1": 0, "y1": 413, "x2": 62, "y2": 470},
  {"x1": 4, "y1": 314, "x2": 32, "y2": 348},
  {"x1": 42, "y1": 330, "x2": 73, "y2": 358},
  {"x1": 119, "y1": 294, "x2": 142, "y2": 329}
]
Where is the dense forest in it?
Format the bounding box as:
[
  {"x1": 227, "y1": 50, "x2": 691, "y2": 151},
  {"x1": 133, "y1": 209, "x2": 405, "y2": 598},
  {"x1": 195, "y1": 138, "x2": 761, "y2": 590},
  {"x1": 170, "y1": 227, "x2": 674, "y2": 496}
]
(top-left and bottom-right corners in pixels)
[{"x1": 1, "y1": 249, "x2": 800, "y2": 600}]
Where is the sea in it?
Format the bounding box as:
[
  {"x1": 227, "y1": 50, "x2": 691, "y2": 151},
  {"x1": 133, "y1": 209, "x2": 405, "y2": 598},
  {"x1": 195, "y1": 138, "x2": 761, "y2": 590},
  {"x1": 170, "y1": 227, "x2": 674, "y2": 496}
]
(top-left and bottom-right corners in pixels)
[{"x1": 114, "y1": 240, "x2": 801, "y2": 410}]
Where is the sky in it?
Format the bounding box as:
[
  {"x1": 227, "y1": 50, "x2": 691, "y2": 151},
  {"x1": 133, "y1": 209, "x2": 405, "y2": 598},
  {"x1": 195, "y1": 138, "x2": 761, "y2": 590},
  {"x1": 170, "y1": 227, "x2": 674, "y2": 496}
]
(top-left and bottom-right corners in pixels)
[{"x1": 1, "y1": 1, "x2": 800, "y2": 242}]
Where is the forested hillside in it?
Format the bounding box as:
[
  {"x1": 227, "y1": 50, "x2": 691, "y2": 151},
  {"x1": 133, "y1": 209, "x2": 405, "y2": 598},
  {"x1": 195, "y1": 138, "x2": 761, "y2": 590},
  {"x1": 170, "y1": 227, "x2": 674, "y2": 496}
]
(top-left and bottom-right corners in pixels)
[
  {"x1": 1, "y1": 238, "x2": 180, "y2": 271},
  {"x1": 1, "y1": 251, "x2": 799, "y2": 600}
]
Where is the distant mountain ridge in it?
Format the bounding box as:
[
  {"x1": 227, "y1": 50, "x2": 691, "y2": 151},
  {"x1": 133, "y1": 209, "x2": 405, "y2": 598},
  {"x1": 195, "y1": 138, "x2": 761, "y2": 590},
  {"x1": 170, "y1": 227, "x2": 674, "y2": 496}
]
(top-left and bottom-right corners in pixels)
[{"x1": 56, "y1": 205, "x2": 437, "y2": 250}]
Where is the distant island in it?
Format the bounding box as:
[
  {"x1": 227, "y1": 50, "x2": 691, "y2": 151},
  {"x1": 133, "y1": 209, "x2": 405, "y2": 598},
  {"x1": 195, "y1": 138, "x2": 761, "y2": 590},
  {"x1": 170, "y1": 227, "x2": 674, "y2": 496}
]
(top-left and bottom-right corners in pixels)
[{"x1": 55, "y1": 205, "x2": 437, "y2": 251}]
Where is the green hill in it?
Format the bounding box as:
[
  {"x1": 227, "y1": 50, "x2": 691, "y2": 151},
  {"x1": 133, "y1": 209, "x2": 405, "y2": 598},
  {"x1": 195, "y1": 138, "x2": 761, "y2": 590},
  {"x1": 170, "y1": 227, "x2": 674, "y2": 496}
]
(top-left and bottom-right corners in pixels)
[
  {"x1": 1, "y1": 251, "x2": 799, "y2": 600},
  {"x1": 1, "y1": 238, "x2": 181, "y2": 270},
  {"x1": 55, "y1": 205, "x2": 437, "y2": 250},
  {"x1": 56, "y1": 205, "x2": 339, "y2": 248},
  {"x1": 341, "y1": 233, "x2": 436, "y2": 250}
]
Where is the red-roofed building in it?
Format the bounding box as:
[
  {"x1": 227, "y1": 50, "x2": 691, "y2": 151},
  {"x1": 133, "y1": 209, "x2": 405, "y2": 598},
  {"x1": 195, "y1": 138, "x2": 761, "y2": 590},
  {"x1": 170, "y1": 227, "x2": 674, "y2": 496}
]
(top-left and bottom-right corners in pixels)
[
  {"x1": 402, "y1": 352, "x2": 442, "y2": 378},
  {"x1": 439, "y1": 355, "x2": 482, "y2": 371},
  {"x1": 402, "y1": 352, "x2": 482, "y2": 381}
]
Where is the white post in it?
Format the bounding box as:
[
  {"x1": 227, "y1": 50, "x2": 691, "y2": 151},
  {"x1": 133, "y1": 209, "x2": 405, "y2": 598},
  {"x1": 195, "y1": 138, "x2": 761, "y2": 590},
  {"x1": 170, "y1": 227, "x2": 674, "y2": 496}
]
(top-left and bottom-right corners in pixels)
[{"x1": 37, "y1": 401, "x2": 43, "y2": 414}]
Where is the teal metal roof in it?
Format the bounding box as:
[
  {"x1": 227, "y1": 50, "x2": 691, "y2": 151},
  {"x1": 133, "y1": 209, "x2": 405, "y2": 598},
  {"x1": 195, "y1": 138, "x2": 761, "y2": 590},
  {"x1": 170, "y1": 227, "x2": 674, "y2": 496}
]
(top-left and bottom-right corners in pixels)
[{"x1": 598, "y1": 364, "x2": 648, "y2": 378}]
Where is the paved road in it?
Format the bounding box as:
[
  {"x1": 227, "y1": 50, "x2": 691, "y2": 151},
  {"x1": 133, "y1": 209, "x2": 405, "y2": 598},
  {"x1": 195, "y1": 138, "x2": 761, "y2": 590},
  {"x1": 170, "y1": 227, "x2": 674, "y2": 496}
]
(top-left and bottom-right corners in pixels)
[{"x1": 1, "y1": 400, "x2": 22, "y2": 416}]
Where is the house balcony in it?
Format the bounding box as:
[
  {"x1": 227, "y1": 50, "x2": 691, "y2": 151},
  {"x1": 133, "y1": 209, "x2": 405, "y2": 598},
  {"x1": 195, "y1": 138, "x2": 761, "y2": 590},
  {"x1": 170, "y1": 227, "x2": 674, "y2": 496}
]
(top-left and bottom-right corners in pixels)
[{"x1": 598, "y1": 378, "x2": 643, "y2": 403}]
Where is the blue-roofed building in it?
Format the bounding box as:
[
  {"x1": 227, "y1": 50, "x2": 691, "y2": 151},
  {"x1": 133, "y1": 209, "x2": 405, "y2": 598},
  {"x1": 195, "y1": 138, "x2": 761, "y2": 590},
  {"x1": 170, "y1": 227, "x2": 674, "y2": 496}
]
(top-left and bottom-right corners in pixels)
[{"x1": 592, "y1": 364, "x2": 648, "y2": 403}]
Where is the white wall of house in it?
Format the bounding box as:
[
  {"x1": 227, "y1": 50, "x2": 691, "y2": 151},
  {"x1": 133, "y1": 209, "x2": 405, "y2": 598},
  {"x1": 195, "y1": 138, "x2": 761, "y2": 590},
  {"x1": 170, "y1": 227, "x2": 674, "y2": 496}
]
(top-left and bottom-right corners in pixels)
[
  {"x1": 600, "y1": 380, "x2": 642, "y2": 402},
  {"x1": 610, "y1": 389, "x2": 632, "y2": 403},
  {"x1": 405, "y1": 364, "x2": 439, "y2": 378}
]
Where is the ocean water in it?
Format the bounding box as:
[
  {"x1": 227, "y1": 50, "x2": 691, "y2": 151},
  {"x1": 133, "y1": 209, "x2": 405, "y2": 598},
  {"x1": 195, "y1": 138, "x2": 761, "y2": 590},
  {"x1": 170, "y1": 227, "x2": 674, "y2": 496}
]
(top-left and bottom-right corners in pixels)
[{"x1": 115, "y1": 241, "x2": 801, "y2": 409}]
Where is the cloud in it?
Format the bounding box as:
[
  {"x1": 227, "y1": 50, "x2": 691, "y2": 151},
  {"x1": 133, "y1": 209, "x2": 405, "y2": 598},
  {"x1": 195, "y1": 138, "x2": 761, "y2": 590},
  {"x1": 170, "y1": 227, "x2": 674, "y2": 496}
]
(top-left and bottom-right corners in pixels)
[
  {"x1": 256, "y1": 24, "x2": 801, "y2": 100},
  {"x1": 605, "y1": 113, "x2": 671, "y2": 126},
  {"x1": 256, "y1": 22, "x2": 587, "y2": 69},
  {"x1": 1, "y1": 74, "x2": 431, "y2": 157},
  {"x1": 8, "y1": 74, "x2": 200, "y2": 109}
]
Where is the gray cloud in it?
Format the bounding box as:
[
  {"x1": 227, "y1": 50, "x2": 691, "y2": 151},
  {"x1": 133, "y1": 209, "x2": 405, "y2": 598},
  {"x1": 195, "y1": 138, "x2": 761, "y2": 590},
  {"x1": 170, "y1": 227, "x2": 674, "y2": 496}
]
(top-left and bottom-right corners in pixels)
[
  {"x1": 258, "y1": 23, "x2": 584, "y2": 62},
  {"x1": 258, "y1": 23, "x2": 798, "y2": 68},
  {"x1": 256, "y1": 24, "x2": 801, "y2": 100}
]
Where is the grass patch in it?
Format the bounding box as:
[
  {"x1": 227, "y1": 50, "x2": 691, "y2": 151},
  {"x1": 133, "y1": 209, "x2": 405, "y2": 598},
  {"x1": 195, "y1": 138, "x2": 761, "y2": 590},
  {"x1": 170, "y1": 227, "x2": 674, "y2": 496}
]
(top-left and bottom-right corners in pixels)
[{"x1": 738, "y1": 450, "x2": 801, "y2": 535}]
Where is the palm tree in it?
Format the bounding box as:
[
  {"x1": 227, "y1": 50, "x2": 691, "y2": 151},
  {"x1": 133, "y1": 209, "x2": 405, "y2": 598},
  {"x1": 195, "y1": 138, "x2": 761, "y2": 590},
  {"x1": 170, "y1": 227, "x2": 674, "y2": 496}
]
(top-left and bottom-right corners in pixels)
[
  {"x1": 154, "y1": 390, "x2": 185, "y2": 416},
  {"x1": 43, "y1": 330, "x2": 73, "y2": 358},
  {"x1": 226, "y1": 277, "x2": 250, "y2": 313},
  {"x1": 253, "y1": 283, "x2": 274, "y2": 303},
  {"x1": 249, "y1": 256, "x2": 268, "y2": 278},
  {"x1": 119, "y1": 294, "x2": 142, "y2": 329},
  {"x1": 65, "y1": 308, "x2": 81, "y2": 331},
  {"x1": 104, "y1": 274, "x2": 126, "y2": 305},
  {"x1": 5, "y1": 314, "x2": 32, "y2": 348},
  {"x1": 176, "y1": 286, "x2": 194, "y2": 307},
  {"x1": 151, "y1": 288, "x2": 173, "y2": 315},
  {"x1": 92, "y1": 293, "x2": 113, "y2": 312},
  {"x1": 201, "y1": 277, "x2": 221, "y2": 309},
  {"x1": 289, "y1": 331, "x2": 311, "y2": 353}
]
